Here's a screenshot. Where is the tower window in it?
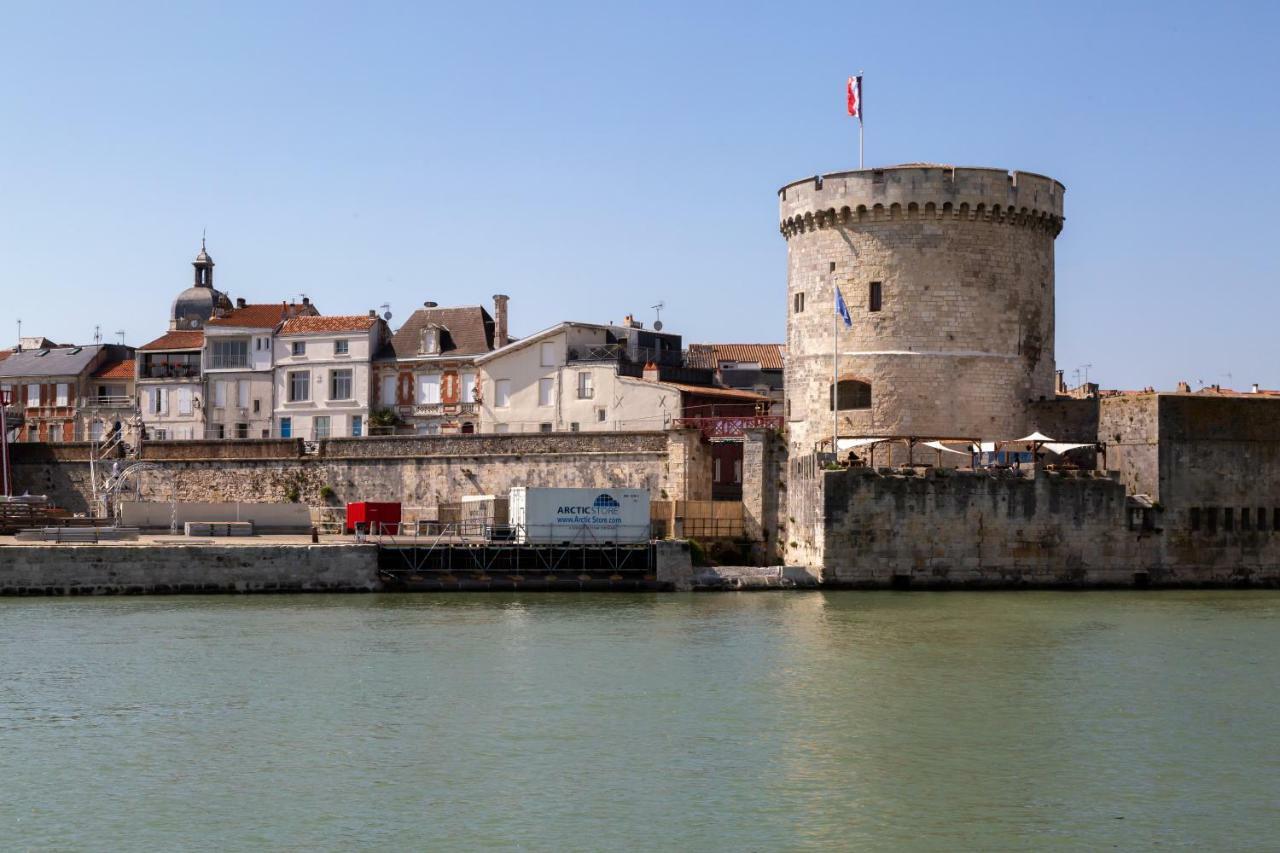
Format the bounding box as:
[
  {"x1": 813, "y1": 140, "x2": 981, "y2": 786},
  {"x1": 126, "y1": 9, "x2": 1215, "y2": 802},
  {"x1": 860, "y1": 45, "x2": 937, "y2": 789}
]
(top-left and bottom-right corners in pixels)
[
  {"x1": 829, "y1": 262, "x2": 836, "y2": 273},
  {"x1": 794, "y1": 292, "x2": 805, "y2": 313},
  {"x1": 869, "y1": 281, "x2": 883, "y2": 312},
  {"x1": 830, "y1": 379, "x2": 871, "y2": 411}
]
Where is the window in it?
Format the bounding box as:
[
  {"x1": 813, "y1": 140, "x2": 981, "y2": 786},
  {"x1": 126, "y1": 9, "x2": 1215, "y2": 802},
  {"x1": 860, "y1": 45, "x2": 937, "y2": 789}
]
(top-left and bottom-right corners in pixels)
[
  {"x1": 238, "y1": 380, "x2": 250, "y2": 408},
  {"x1": 291, "y1": 341, "x2": 306, "y2": 357},
  {"x1": 381, "y1": 375, "x2": 397, "y2": 407},
  {"x1": 177, "y1": 387, "x2": 193, "y2": 415},
  {"x1": 794, "y1": 292, "x2": 805, "y2": 313},
  {"x1": 1259, "y1": 508, "x2": 1268, "y2": 531},
  {"x1": 1190, "y1": 507, "x2": 1201, "y2": 531},
  {"x1": 27, "y1": 384, "x2": 39, "y2": 407},
  {"x1": 288, "y1": 371, "x2": 310, "y2": 402},
  {"x1": 596, "y1": 407, "x2": 607, "y2": 423},
  {"x1": 734, "y1": 460, "x2": 742, "y2": 483},
  {"x1": 351, "y1": 415, "x2": 363, "y2": 437},
  {"x1": 714, "y1": 458, "x2": 721, "y2": 481},
  {"x1": 495, "y1": 423, "x2": 509, "y2": 434},
  {"x1": 149, "y1": 387, "x2": 167, "y2": 414},
  {"x1": 330, "y1": 369, "x2": 353, "y2": 401},
  {"x1": 1206, "y1": 507, "x2": 1218, "y2": 533},
  {"x1": 209, "y1": 424, "x2": 225, "y2": 439},
  {"x1": 417, "y1": 374, "x2": 440, "y2": 404},
  {"x1": 314, "y1": 416, "x2": 331, "y2": 439},
  {"x1": 210, "y1": 339, "x2": 249, "y2": 369},
  {"x1": 279, "y1": 417, "x2": 292, "y2": 438},
  {"x1": 235, "y1": 423, "x2": 249, "y2": 439},
  {"x1": 495, "y1": 379, "x2": 511, "y2": 408},
  {"x1": 540, "y1": 341, "x2": 557, "y2": 367},
  {"x1": 577, "y1": 371, "x2": 594, "y2": 399},
  {"x1": 1274, "y1": 509, "x2": 1280, "y2": 532},
  {"x1": 1242, "y1": 507, "x2": 1252, "y2": 530},
  {"x1": 55, "y1": 383, "x2": 68, "y2": 407},
  {"x1": 538, "y1": 378, "x2": 554, "y2": 407},
  {"x1": 253, "y1": 399, "x2": 261, "y2": 414},
  {"x1": 214, "y1": 381, "x2": 227, "y2": 408},
  {"x1": 152, "y1": 428, "x2": 167, "y2": 441},
  {"x1": 462, "y1": 373, "x2": 477, "y2": 403},
  {"x1": 421, "y1": 328, "x2": 440, "y2": 355},
  {"x1": 829, "y1": 262, "x2": 836, "y2": 273},
  {"x1": 830, "y1": 379, "x2": 872, "y2": 410},
  {"x1": 1224, "y1": 507, "x2": 1234, "y2": 531},
  {"x1": 539, "y1": 422, "x2": 553, "y2": 433},
  {"x1": 869, "y1": 281, "x2": 883, "y2": 312},
  {"x1": 334, "y1": 340, "x2": 349, "y2": 356},
  {"x1": 570, "y1": 422, "x2": 580, "y2": 432}
]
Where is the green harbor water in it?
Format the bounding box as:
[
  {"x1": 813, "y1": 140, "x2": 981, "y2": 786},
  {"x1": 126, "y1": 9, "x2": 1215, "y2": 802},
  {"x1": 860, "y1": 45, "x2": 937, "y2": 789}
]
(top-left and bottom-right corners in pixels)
[{"x1": 1, "y1": 591, "x2": 1277, "y2": 850}]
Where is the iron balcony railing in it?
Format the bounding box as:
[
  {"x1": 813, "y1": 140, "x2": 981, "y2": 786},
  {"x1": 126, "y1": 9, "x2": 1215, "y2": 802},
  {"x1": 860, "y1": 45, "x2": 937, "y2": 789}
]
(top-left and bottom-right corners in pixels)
[
  {"x1": 206, "y1": 355, "x2": 250, "y2": 370},
  {"x1": 413, "y1": 402, "x2": 479, "y2": 416},
  {"x1": 673, "y1": 415, "x2": 784, "y2": 439},
  {"x1": 84, "y1": 396, "x2": 136, "y2": 408}
]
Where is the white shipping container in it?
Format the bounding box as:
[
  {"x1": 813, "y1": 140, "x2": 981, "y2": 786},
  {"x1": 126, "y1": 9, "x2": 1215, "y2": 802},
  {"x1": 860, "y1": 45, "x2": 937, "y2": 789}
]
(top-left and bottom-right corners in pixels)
[{"x1": 508, "y1": 487, "x2": 650, "y2": 545}]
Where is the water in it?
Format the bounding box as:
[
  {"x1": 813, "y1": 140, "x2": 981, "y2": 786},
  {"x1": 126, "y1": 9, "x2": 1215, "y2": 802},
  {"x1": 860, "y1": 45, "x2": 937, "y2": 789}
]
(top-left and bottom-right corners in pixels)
[{"x1": 1, "y1": 592, "x2": 1277, "y2": 851}]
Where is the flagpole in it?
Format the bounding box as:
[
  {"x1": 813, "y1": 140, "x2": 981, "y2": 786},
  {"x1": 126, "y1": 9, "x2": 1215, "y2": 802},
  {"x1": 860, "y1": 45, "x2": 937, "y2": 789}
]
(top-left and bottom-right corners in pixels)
[
  {"x1": 858, "y1": 70, "x2": 864, "y2": 169},
  {"x1": 833, "y1": 290, "x2": 839, "y2": 459}
]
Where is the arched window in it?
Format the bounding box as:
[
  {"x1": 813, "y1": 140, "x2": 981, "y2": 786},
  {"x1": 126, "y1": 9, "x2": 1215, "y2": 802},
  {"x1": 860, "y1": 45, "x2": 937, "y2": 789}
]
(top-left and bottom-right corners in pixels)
[{"x1": 830, "y1": 379, "x2": 871, "y2": 411}]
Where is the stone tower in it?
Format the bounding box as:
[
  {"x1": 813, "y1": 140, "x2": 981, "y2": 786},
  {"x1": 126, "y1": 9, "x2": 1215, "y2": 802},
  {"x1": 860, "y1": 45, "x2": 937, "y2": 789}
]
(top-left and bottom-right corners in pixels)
[
  {"x1": 778, "y1": 165, "x2": 1065, "y2": 461},
  {"x1": 170, "y1": 240, "x2": 233, "y2": 330}
]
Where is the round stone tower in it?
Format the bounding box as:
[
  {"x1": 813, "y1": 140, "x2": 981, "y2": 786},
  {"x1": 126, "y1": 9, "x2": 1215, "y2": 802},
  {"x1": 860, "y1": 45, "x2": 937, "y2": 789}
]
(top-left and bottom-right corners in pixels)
[{"x1": 778, "y1": 165, "x2": 1065, "y2": 459}]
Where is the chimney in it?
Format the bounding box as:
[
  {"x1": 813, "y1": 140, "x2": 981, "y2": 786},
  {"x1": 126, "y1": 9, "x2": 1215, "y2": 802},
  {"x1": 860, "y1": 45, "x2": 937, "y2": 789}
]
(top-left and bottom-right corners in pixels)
[
  {"x1": 236, "y1": 297, "x2": 247, "y2": 309},
  {"x1": 302, "y1": 296, "x2": 310, "y2": 306},
  {"x1": 492, "y1": 294, "x2": 510, "y2": 349},
  {"x1": 1176, "y1": 380, "x2": 1191, "y2": 393},
  {"x1": 368, "y1": 309, "x2": 377, "y2": 318},
  {"x1": 643, "y1": 361, "x2": 660, "y2": 382},
  {"x1": 1252, "y1": 383, "x2": 1260, "y2": 393}
]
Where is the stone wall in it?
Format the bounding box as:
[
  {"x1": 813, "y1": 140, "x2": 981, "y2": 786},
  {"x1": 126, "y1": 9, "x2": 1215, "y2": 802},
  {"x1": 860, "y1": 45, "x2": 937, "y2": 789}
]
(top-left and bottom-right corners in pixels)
[
  {"x1": 742, "y1": 428, "x2": 786, "y2": 563},
  {"x1": 10, "y1": 431, "x2": 689, "y2": 516},
  {"x1": 0, "y1": 543, "x2": 380, "y2": 594},
  {"x1": 815, "y1": 466, "x2": 1280, "y2": 588}
]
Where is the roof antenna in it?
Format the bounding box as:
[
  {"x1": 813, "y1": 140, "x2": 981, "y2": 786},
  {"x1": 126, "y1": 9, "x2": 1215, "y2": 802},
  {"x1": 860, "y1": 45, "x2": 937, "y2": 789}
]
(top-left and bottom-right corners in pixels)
[
  {"x1": 380, "y1": 303, "x2": 392, "y2": 322},
  {"x1": 93, "y1": 325, "x2": 102, "y2": 345},
  {"x1": 115, "y1": 329, "x2": 126, "y2": 345},
  {"x1": 651, "y1": 301, "x2": 665, "y2": 332}
]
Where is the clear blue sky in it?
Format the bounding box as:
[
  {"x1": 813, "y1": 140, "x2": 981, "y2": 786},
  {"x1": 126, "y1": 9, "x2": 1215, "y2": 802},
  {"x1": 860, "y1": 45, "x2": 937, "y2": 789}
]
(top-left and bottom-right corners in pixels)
[{"x1": 1, "y1": 1, "x2": 1276, "y2": 390}]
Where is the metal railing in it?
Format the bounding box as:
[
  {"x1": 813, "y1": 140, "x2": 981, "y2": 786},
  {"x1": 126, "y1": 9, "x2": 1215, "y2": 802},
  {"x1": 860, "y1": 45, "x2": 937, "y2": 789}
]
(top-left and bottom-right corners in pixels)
[
  {"x1": 83, "y1": 396, "x2": 135, "y2": 408},
  {"x1": 412, "y1": 402, "x2": 479, "y2": 416},
  {"x1": 673, "y1": 415, "x2": 784, "y2": 439}
]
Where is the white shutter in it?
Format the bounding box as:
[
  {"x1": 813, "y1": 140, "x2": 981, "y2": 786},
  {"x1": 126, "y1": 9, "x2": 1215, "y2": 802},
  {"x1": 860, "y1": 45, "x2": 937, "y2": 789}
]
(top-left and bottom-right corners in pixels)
[
  {"x1": 417, "y1": 374, "x2": 440, "y2": 404},
  {"x1": 462, "y1": 373, "x2": 476, "y2": 403},
  {"x1": 159, "y1": 388, "x2": 169, "y2": 415},
  {"x1": 178, "y1": 387, "x2": 192, "y2": 415},
  {"x1": 27, "y1": 384, "x2": 39, "y2": 407},
  {"x1": 538, "y1": 378, "x2": 553, "y2": 407},
  {"x1": 495, "y1": 380, "x2": 510, "y2": 407},
  {"x1": 238, "y1": 380, "x2": 250, "y2": 408},
  {"x1": 381, "y1": 376, "x2": 397, "y2": 407},
  {"x1": 55, "y1": 384, "x2": 69, "y2": 406},
  {"x1": 214, "y1": 381, "x2": 227, "y2": 408}
]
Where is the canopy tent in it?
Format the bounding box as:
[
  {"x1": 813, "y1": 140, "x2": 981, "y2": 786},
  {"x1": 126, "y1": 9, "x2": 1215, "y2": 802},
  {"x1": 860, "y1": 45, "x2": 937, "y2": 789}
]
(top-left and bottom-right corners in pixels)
[
  {"x1": 922, "y1": 440, "x2": 970, "y2": 456},
  {"x1": 1013, "y1": 432, "x2": 1056, "y2": 443},
  {"x1": 836, "y1": 437, "x2": 890, "y2": 451},
  {"x1": 1042, "y1": 442, "x2": 1094, "y2": 455}
]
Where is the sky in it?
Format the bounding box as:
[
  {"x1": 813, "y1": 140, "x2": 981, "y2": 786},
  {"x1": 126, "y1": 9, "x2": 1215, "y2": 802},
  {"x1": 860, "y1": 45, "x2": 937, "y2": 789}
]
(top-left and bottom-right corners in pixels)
[{"x1": 1, "y1": 0, "x2": 1276, "y2": 391}]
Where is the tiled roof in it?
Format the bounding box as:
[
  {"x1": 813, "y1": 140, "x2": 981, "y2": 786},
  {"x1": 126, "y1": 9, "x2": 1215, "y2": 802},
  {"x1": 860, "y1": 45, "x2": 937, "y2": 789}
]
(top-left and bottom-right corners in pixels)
[
  {"x1": 686, "y1": 343, "x2": 785, "y2": 371},
  {"x1": 139, "y1": 331, "x2": 205, "y2": 351},
  {"x1": 206, "y1": 303, "x2": 317, "y2": 329},
  {"x1": 658, "y1": 381, "x2": 772, "y2": 402},
  {"x1": 388, "y1": 306, "x2": 495, "y2": 359},
  {"x1": 0, "y1": 351, "x2": 10, "y2": 363},
  {"x1": 93, "y1": 359, "x2": 135, "y2": 380},
  {"x1": 280, "y1": 315, "x2": 377, "y2": 335}
]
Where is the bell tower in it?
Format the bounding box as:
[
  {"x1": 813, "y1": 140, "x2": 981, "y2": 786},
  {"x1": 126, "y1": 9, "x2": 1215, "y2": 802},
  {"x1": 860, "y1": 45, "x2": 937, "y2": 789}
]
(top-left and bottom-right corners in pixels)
[{"x1": 192, "y1": 238, "x2": 215, "y2": 288}]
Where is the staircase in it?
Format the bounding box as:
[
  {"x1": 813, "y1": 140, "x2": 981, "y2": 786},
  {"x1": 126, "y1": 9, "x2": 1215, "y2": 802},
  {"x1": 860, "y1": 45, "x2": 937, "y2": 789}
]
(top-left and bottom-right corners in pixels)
[{"x1": 89, "y1": 422, "x2": 141, "y2": 518}]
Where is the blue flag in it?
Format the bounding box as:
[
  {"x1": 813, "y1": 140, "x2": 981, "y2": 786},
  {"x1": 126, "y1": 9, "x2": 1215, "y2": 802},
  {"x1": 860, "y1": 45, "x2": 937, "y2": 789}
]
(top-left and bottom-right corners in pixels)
[{"x1": 835, "y1": 287, "x2": 853, "y2": 328}]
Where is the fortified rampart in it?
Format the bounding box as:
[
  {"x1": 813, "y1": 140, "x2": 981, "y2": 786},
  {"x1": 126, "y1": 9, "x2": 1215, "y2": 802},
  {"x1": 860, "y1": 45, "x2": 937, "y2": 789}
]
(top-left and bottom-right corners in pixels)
[
  {"x1": 814, "y1": 467, "x2": 1280, "y2": 588},
  {"x1": 779, "y1": 166, "x2": 1064, "y2": 459},
  {"x1": 10, "y1": 431, "x2": 711, "y2": 516}
]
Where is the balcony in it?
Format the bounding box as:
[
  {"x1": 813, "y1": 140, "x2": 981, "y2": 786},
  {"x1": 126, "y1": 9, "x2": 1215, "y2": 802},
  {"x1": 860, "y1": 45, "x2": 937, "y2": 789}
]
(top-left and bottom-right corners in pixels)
[
  {"x1": 139, "y1": 365, "x2": 201, "y2": 380},
  {"x1": 567, "y1": 344, "x2": 684, "y2": 368},
  {"x1": 673, "y1": 415, "x2": 784, "y2": 440},
  {"x1": 207, "y1": 355, "x2": 250, "y2": 370},
  {"x1": 83, "y1": 396, "x2": 135, "y2": 409},
  {"x1": 413, "y1": 402, "x2": 479, "y2": 417}
]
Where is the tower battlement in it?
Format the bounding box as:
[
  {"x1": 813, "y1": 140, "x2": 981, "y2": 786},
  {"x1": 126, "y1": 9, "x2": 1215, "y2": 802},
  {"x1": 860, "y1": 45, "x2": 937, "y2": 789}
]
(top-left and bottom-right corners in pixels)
[{"x1": 779, "y1": 166, "x2": 1064, "y2": 239}]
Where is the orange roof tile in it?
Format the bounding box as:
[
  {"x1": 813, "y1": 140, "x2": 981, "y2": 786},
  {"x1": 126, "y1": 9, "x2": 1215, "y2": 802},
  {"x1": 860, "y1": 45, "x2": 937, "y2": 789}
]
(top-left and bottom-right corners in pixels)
[
  {"x1": 658, "y1": 381, "x2": 772, "y2": 402},
  {"x1": 93, "y1": 359, "x2": 135, "y2": 380},
  {"x1": 139, "y1": 331, "x2": 204, "y2": 351},
  {"x1": 686, "y1": 343, "x2": 784, "y2": 371},
  {"x1": 206, "y1": 303, "x2": 316, "y2": 329},
  {"x1": 280, "y1": 315, "x2": 377, "y2": 335}
]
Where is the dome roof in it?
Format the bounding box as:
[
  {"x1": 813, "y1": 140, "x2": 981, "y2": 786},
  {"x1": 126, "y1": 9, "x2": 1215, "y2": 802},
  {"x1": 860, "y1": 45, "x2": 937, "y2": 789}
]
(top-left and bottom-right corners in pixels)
[{"x1": 171, "y1": 285, "x2": 231, "y2": 330}]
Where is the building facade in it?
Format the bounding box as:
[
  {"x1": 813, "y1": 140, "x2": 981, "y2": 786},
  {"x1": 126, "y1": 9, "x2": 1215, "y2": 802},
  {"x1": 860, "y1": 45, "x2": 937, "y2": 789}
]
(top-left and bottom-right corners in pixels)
[
  {"x1": 204, "y1": 300, "x2": 318, "y2": 439},
  {"x1": 0, "y1": 344, "x2": 134, "y2": 442},
  {"x1": 374, "y1": 297, "x2": 506, "y2": 435},
  {"x1": 136, "y1": 331, "x2": 206, "y2": 440},
  {"x1": 273, "y1": 314, "x2": 390, "y2": 440}
]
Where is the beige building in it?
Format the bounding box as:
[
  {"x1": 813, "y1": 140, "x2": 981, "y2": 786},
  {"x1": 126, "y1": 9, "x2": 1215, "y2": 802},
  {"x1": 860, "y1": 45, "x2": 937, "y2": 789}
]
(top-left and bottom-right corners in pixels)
[
  {"x1": 273, "y1": 314, "x2": 390, "y2": 439},
  {"x1": 374, "y1": 296, "x2": 507, "y2": 435},
  {"x1": 475, "y1": 322, "x2": 685, "y2": 433},
  {"x1": 136, "y1": 331, "x2": 207, "y2": 440},
  {"x1": 204, "y1": 300, "x2": 318, "y2": 439}
]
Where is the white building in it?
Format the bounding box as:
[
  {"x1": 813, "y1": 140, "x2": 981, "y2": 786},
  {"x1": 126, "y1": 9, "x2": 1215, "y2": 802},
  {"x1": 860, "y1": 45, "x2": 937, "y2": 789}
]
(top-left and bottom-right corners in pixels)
[
  {"x1": 475, "y1": 322, "x2": 683, "y2": 433},
  {"x1": 136, "y1": 330, "x2": 207, "y2": 440},
  {"x1": 203, "y1": 300, "x2": 318, "y2": 439},
  {"x1": 273, "y1": 314, "x2": 390, "y2": 439}
]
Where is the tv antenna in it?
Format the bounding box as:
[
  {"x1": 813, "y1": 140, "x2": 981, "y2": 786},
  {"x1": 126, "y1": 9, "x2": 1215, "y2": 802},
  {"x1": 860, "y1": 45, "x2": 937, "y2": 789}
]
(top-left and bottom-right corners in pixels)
[
  {"x1": 93, "y1": 325, "x2": 102, "y2": 344},
  {"x1": 380, "y1": 302, "x2": 392, "y2": 322},
  {"x1": 116, "y1": 330, "x2": 126, "y2": 345},
  {"x1": 651, "y1": 301, "x2": 665, "y2": 332}
]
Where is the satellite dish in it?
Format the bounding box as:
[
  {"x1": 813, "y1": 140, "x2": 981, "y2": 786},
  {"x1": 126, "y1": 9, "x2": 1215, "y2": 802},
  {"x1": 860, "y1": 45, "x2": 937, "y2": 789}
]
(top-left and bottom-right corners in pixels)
[
  {"x1": 189, "y1": 319, "x2": 200, "y2": 329},
  {"x1": 382, "y1": 311, "x2": 393, "y2": 321},
  {"x1": 653, "y1": 320, "x2": 663, "y2": 331}
]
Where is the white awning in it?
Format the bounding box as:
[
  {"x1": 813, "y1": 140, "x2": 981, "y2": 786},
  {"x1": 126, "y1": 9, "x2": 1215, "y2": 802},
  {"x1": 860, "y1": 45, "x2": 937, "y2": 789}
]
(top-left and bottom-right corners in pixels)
[
  {"x1": 1013, "y1": 431, "x2": 1056, "y2": 443},
  {"x1": 974, "y1": 441, "x2": 997, "y2": 453},
  {"x1": 836, "y1": 437, "x2": 889, "y2": 451},
  {"x1": 923, "y1": 440, "x2": 971, "y2": 456},
  {"x1": 1043, "y1": 442, "x2": 1093, "y2": 455}
]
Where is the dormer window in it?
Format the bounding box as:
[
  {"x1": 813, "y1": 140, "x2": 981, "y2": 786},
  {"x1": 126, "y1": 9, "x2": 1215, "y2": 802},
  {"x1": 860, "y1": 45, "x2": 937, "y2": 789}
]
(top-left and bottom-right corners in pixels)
[{"x1": 421, "y1": 326, "x2": 441, "y2": 355}]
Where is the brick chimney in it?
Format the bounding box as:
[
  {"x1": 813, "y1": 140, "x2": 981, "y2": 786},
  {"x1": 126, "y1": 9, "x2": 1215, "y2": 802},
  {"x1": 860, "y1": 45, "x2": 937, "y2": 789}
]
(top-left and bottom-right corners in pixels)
[
  {"x1": 236, "y1": 297, "x2": 247, "y2": 309},
  {"x1": 643, "y1": 361, "x2": 660, "y2": 382},
  {"x1": 1176, "y1": 380, "x2": 1191, "y2": 393},
  {"x1": 492, "y1": 294, "x2": 509, "y2": 349}
]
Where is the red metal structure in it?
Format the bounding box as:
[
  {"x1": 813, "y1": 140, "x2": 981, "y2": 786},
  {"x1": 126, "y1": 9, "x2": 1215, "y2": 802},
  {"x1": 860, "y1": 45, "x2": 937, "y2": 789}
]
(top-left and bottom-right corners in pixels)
[{"x1": 345, "y1": 501, "x2": 402, "y2": 534}]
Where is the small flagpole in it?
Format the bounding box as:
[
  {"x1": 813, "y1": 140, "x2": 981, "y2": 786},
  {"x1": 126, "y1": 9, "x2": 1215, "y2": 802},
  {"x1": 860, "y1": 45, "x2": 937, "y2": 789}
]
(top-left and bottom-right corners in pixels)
[
  {"x1": 858, "y1": 70, "x2": 864, "y2": 169},
  {"x1": 833, "y1": 289, "x2": 839, "y2": 459}
]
